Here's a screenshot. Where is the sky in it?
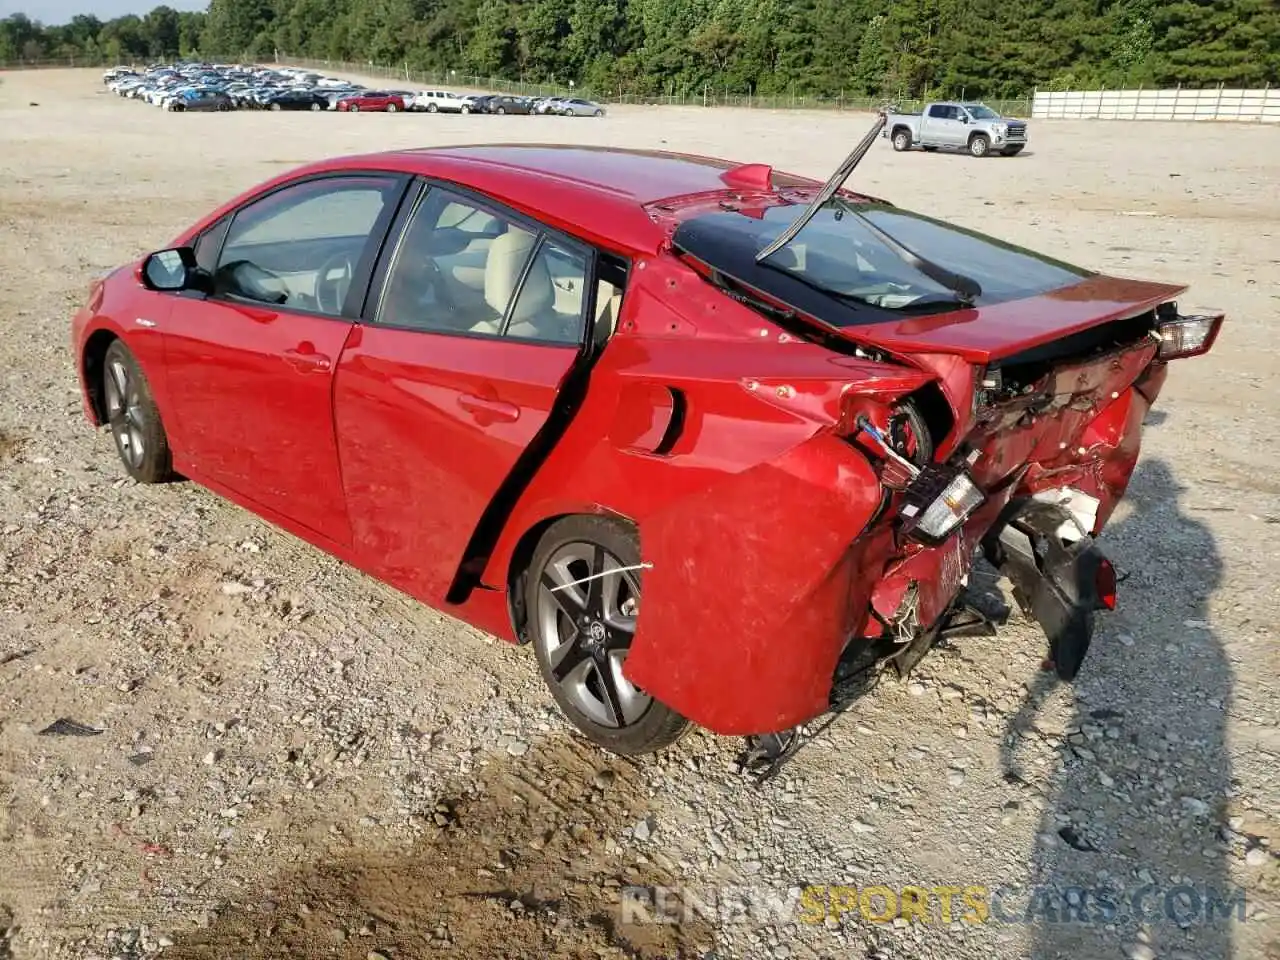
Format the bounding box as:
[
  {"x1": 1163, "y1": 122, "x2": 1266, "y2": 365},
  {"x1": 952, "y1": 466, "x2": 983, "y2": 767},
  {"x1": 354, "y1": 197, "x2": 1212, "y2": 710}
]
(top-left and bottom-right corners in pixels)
[{"x1": 1, "y1": 0, "x2": 207, "y2": 24}]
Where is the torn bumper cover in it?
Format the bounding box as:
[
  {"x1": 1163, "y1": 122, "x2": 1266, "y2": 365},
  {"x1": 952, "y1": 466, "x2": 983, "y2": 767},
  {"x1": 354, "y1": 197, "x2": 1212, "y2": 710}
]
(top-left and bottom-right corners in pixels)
[{"x1": 981, "y1": 497, "x2": 1117, "y2": 680}]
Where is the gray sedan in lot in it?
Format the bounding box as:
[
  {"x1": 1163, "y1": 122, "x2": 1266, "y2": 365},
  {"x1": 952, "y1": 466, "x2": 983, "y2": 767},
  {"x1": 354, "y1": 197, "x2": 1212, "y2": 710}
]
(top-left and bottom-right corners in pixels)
[{"x1": 555, "y1": 97, "x2": 606, "y2": 117}]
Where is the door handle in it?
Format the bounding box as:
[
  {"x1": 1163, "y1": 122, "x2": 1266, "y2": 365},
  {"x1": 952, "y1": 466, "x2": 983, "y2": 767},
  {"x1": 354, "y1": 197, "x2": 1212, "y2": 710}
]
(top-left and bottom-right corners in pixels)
[
  {"x1": 283, "y1": 344, "x2": 331, "y2": 373},
  {"x1": 458, "y1": 392, "x2": 520, "y2": 423}
]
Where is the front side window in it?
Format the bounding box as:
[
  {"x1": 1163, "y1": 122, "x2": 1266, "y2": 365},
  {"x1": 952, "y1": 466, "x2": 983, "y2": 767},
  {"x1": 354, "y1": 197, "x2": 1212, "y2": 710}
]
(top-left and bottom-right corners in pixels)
[
  {"x1": 213, "y1": 175, "x2": 401, "y2": 316},
  {"x1": 966, "y1": 104, "x2": 1000, "y2": 120}
]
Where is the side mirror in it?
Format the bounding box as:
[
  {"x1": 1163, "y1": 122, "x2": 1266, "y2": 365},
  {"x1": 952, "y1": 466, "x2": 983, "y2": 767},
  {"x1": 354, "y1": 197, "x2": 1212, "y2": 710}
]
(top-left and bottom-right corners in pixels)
[
  {"x1": 960, "y1": 114, "x2": 970, "y2": 124},
  {"x1": 141, "y1": 246, "x2": 199, "y2": 292}
]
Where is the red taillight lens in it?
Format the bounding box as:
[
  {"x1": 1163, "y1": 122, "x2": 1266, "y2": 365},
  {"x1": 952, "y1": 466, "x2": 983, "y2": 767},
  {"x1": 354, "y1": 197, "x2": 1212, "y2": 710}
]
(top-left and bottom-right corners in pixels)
[{"x1": 1094, "y1": 557, "x2": 1117, "y2": 610}]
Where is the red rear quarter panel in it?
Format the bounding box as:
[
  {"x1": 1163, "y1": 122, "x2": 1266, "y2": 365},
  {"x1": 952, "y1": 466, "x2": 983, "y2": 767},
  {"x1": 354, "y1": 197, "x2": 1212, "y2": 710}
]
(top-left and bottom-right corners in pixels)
[{"x1": 481, "y1": 258, "x2": 933, "y2": 735}]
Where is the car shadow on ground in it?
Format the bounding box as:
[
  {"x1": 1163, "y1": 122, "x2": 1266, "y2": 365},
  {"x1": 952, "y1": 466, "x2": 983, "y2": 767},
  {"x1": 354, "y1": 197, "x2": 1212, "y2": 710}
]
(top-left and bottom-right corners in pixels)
[
  {"x1": 159, "y1": 736, "x2": 711, "y2": 960},
  {"x1": 999, "y1": 457, "x2": 1237, "y2": 959}
]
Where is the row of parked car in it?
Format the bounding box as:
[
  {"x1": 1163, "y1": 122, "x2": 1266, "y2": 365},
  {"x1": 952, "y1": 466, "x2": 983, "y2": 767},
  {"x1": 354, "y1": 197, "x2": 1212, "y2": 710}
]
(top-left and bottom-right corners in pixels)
[{"x1": 100, "y1": 62, "x2": 608, "y2": 117}]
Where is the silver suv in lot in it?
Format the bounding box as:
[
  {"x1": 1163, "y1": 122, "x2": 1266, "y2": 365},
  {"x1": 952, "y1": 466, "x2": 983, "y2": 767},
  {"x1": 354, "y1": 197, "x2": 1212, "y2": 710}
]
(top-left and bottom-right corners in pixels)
[{"x1": 882, "y1": 101, "x2": 1028, "y2": 157}]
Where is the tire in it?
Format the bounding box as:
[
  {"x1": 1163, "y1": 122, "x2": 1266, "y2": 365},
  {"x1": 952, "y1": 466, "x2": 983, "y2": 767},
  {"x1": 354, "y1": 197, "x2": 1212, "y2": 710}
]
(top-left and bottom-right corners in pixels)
[
  {"x1": 270, "y1": 102, "x2": 281, "y2": 111},
  {"x1": 496, "y1": 106, "x2": 506, "y2": 114},
  {"x1": 101, "y1": 340, "x2": 173, "y2": 484},
  {"x1": 526, "y1": 515, "x2": 690, "y2": 756},
  {"x1": 593, "y1": 109, "x2": 604, "y2": 117},
  {"x1": 891, "y1": 128, "x2": 911, "y2": 151},
  {"x1": 349, "y1": 103, "x2": 359, "y2": 112},
  {"x1": 310, "y1": 102, "x2": 321, "y2": 111},
  {"x1": 461, "y1": 104, "x2": 471, "y2": 114},
  {"x1": 427, "y1": 102, "x2": 438, "y2": 113},
  {"x1": 969, "y1": 134, "x2": 991, "y2": 157},
  {"x1": 387, "y1": 103, "x2": 398, "y2": 113}
]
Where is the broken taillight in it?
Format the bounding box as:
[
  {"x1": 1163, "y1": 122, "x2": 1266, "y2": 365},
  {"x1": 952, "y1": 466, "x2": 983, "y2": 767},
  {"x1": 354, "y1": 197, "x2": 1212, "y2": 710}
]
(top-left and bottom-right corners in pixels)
[
  {"x1": 1094, "y1": 556, "x2": 1118, "y2": 610},
  {"x1": 898, "y1": 463, "x2": 985, "y2": 544},
  {"x1": 1154, "y1": 306, "x2": 1224, "y2": 360}
]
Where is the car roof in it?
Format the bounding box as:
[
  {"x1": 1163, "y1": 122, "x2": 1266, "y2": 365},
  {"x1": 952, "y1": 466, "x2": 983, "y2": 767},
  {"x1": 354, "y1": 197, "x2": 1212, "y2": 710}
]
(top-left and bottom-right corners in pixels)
[{"x1": 294, "y1": 144, "x2": 823, "y2": 255}]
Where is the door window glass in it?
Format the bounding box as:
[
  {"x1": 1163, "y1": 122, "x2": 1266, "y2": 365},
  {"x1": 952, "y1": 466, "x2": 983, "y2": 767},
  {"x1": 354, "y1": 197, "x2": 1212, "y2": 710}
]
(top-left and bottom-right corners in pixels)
[
  {"x1": 213, "y1": 175, "x2": 400, "y2": 316},
  {"x1": 377, "y1": 189, "x2": 535, "y2": 334},
  {"x1": 506, "y1": 239, "x2": 589, "y2": 343},
  {"x1": 377, "y1": 188, "x2": 592, "y2": 345}
]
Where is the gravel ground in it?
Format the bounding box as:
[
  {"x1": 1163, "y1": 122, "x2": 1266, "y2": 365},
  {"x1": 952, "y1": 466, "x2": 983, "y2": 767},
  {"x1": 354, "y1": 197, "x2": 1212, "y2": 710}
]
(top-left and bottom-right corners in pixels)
[{"x1": 1, "y1": 69, "x2": 1278, "y2": 960}]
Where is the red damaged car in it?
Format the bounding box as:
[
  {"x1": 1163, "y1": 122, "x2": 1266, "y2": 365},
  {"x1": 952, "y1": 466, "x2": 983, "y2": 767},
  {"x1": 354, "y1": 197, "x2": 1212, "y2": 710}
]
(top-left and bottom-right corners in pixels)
[{"x1": 70, "y1": 119, "x2": 1222, "y2": 762}]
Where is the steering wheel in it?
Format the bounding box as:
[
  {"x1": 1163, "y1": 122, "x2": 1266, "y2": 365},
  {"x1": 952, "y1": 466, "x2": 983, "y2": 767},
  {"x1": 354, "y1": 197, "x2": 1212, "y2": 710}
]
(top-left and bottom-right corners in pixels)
[{"x1": 315, "y1": 252, "x2": 356, "y2": 315}]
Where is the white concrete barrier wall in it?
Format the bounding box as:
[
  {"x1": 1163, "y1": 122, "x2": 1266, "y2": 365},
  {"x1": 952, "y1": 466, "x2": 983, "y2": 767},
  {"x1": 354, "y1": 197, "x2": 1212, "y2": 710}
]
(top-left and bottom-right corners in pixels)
[{"x1": 1033, "y1": 87, "x2": 1280, "y2": 122}]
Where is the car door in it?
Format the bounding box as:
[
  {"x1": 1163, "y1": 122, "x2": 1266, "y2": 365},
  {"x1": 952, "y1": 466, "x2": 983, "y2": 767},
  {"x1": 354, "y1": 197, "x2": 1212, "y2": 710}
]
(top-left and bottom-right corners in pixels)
[
  {"x1": 333, "y1": 181, "x2": 603, "y2": 605},
  {"x1": 160, "y1": 172, "x2": 410, "y2": 545},
  {"x1": 921, "y1": 104, "x2": 951, "y2": 145}
]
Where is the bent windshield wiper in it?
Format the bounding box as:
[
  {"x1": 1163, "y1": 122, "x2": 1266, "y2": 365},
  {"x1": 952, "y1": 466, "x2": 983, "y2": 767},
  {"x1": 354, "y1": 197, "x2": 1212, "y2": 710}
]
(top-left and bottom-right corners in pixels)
[
  {"x1": 753, "y1": 114, "x2": 983, "y2": 307},
  {"x1": 754, "y1": 115, "x2": 886, "y2": 265},
  {"x1": 830, "y1": 197, "x2": 983, "y2": 305}
]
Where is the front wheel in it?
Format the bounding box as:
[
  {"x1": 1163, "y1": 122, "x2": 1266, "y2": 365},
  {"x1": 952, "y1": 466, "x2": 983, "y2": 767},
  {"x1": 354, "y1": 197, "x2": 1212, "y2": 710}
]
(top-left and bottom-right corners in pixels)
[
  {"x1": 460, "y1": 104, "x2": 471, "y2": 114},
  {"x1": 496, "y1": 106, "x2": 506, "y2": 114},
  {"x1": 269, "y1": 102, "x2": 282, "y2": 111},
  {"x1": 310, "y1": 101, "x2": 321, "y2": 111},
  {"x1": 969, "y1": 134, "x2": 991, "y2": 157},
  {"x1": 102, "y1": 340, "x2": 173, "y2": 484},
  {"x1": 892, "y1": 128, "x2": 911, "y2": 151},
  {"x1": 526, "y1": 516, "x2": 690, "y2": 756},
  {"x1": 387, "y1": 102, "x2": 398, "y2": 113}
]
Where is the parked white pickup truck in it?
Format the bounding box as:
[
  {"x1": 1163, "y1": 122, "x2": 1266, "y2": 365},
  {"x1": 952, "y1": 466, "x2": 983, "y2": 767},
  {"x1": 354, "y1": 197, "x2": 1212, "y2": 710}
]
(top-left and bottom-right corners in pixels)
[{"x1": 882, "y1": 101, "x2": 1027, "y2": 157}]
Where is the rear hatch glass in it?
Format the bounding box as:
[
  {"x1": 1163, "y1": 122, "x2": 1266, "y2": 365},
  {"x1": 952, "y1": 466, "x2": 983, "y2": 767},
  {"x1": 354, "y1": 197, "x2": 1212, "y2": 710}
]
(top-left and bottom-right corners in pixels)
[{"x1": 671, "y1": 200, "x2": 1092, "y2": 321}]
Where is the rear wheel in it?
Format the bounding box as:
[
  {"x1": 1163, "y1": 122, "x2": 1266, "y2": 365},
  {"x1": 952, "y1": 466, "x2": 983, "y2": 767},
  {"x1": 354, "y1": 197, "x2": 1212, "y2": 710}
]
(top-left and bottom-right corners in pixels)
[
  {"x1": 892, "y1": 128, "x2": 911, "y2": 151},
  {"x1": 310, "y1": 101, "x2": 321, "y2": 111},
  {"x1": 526, "y1": 516, "x2": 690, "y2": 756},
  {"x1": 461, "y1": 104, "x2": 471, "y2": 114},
  {"x1": 349, "y1": 103, "x2": 359, "y2": 112},
  {"x1": 102, "y1": 340, "x2": 173, "y2": 484},
  {"x1": 496, "y1": 106, "x2": 506, "y2": 114},
  {"x1": 427, "y1": 102, "x2": 438, "y2": 113},
  {"x1": 969, "y1": 133, "x2": 991, "y2": 157},
  {"x1": 269, "y1": 102, "x2": 281, "y2": 111}
]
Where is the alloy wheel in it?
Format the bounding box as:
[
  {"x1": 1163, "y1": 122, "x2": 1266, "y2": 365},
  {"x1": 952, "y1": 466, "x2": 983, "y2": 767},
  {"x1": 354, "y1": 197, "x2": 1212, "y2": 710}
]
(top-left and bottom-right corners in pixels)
[
  {"x1": 535, "y1": 541, "x2": 650, "y2": 728},
  {"x1": 104, "y1": 357, "x2": 146, "y2": 470}
]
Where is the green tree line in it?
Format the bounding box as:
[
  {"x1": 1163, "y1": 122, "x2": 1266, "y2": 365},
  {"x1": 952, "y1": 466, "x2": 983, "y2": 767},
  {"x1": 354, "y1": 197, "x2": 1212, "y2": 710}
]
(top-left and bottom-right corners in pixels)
[{"x1": 3, "y1": 0, "x2": 1278, "y2": 99}]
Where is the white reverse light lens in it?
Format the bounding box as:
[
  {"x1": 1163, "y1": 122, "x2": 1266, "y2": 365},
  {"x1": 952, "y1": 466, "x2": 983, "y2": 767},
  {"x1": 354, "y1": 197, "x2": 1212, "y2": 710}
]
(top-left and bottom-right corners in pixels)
[
  {"x1": 910, "y1": 472, "x2": 985, "y2": 540},
  {"x1": 1157, "y1": 315, "x2": 1220, "y2": 359}
]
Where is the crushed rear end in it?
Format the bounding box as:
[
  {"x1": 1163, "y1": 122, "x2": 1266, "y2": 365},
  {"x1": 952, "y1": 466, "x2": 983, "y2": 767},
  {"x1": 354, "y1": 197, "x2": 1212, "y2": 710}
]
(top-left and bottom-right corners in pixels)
[
  {"x1": 838, "y1": 287, "x2": 1223, "y2": 690},
  {"x1": 658, "y1": 189, "x2": 1224, "y2": 729}
]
